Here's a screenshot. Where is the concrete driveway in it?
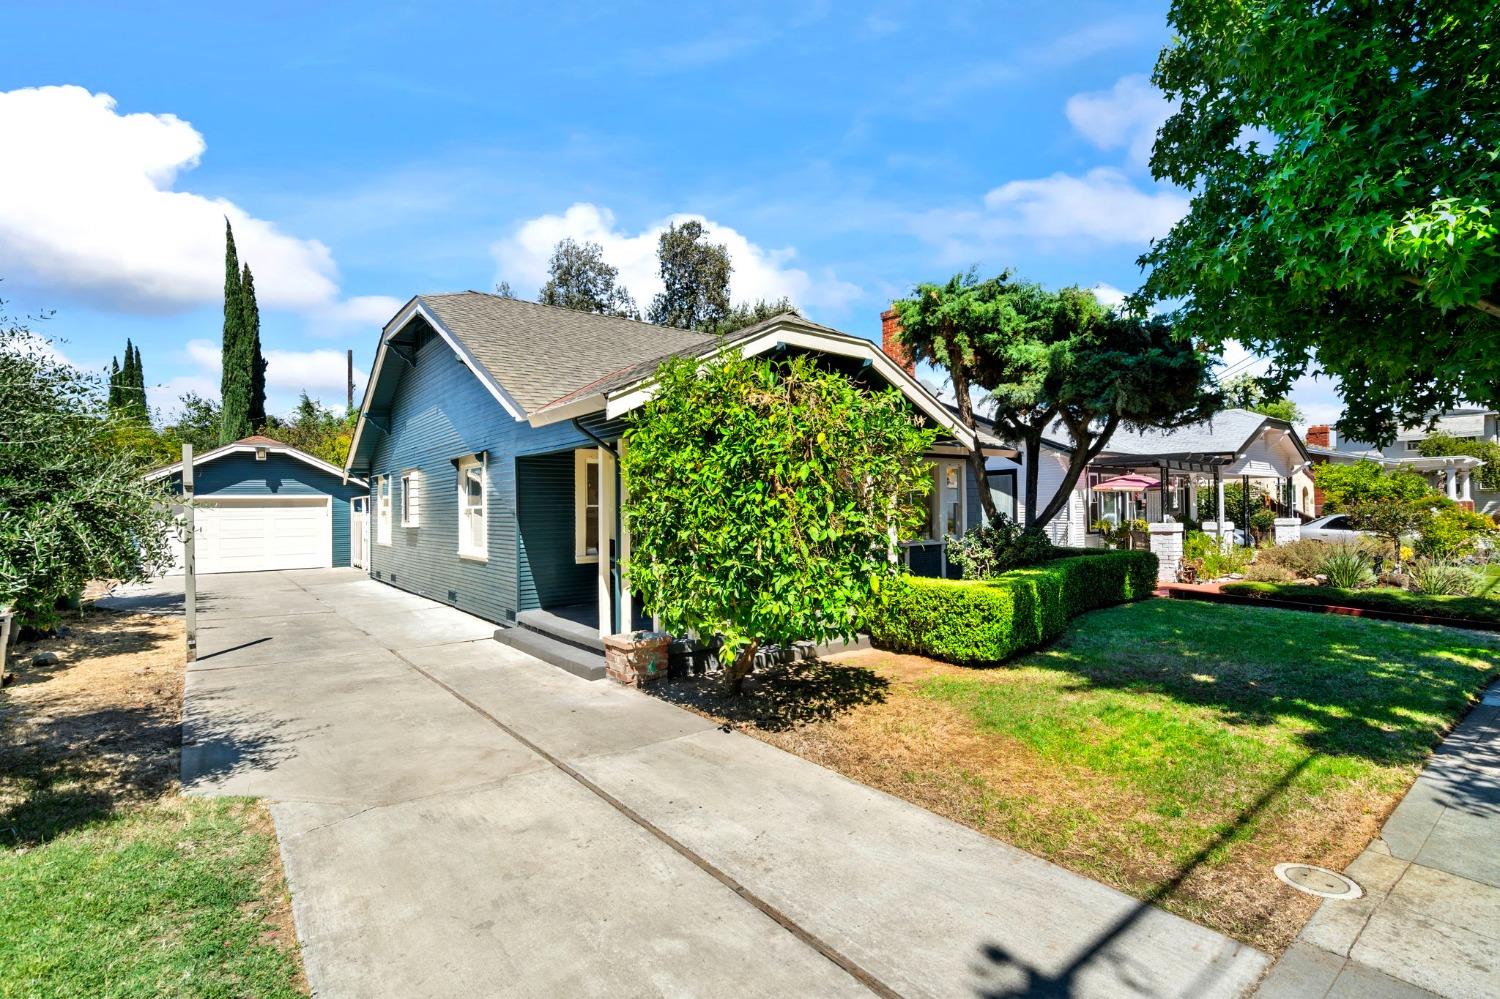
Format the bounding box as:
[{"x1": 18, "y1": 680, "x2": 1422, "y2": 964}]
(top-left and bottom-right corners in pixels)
[{"x1": 145, "y1": 569, "x2": 1268, "y2": 998}]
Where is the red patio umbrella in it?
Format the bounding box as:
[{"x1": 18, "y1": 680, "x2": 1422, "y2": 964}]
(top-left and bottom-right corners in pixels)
[{"x1": 1091, "y1": 473, "x2": 1162, "y2": 492}]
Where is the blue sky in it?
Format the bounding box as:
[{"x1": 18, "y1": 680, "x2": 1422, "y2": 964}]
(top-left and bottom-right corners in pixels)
[{"x1": 0, "y1": 1, "x2": 1340, "y2": 424}]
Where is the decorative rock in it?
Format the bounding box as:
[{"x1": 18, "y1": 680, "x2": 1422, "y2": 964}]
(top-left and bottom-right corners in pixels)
[{"x1": 32, "y1": 651, "x2": 60, "y2": 666}]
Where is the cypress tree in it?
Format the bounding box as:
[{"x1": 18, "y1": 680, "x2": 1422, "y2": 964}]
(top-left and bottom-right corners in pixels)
[
  {"x1": 128, "y1": 341, "x2": 149, "y2": 420},
  {"x1": 241, "y1": 263, "x2": 267, "y2": 429},
  {"x1": 108, "y1": 356, "x2": 121, "y2": 410},
  {"x1": 220, "y1": 220, "x2": 253, "y2": 442}
]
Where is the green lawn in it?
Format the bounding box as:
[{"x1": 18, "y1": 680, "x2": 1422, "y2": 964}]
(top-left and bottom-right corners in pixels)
[
  {"x1": 0, "y1": 799, "x2": 305, "y2": 999},
  {"x1": 707, "y1": 598, "x2": 1500, "y2": 951},
  {"x1": 0, "y1": 609, "x2": 304, "y2": 999}
]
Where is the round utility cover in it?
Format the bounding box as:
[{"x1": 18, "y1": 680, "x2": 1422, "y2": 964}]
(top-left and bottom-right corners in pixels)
[{"x1": 1274, "y1": 863, "x2": 1363, "y2": 900}]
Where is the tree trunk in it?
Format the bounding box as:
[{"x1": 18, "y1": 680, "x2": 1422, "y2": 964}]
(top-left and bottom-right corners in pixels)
[
  {"x1": 944, "y1": 340, "x2": 999, "y2": 524},
  {"x1": 724, "y1": 639, "x2": 759, "y2": 696},
  {"x1": 1022, "y1": 434, "x2": 1041, "y2": 529},
  {"x1": 1031, "y1": 413, "x2": 1123, "y2": 531}
]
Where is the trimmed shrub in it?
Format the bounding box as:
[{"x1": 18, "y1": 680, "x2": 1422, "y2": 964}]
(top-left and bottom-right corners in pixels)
[
  {"x1": 1257, "y1": 538, "x2": 1335, "y2": 578},
  {"x1": 1244, "y1": 561, "x2": 1296, "y2": 583},
  {"x1": 1220, "y1": 581, "x2": 1500, "y2": 626},
  {"x1": 867, "y1": 551, "x2": 1158, "y2": 665},
  {"x1": 946, "y1": 515, "x2": 1054, "y2": 579}
]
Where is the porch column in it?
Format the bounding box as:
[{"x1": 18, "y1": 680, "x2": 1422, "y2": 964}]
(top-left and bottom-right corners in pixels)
[
  {"x1": 1462, "y1": 468, "x2": 1474, "y2": 503},
  {"x1": 1215, "y1": 469, "x2": 1226, "y2": 532},
  {"x1": 618, "y1": 439, "x2": 633, "y2": 631},
  {"x1": 1446, "y1": 465, "x2": 1459, "y2": 500},
  {"x1": 1188, "y1": 477, "x2": 1198, "y2": 521},
  {"x1": 596, "y1": 444, "x2": 616, "y2": 637},
  {"x1": 1158, "y1": 463, "x2": 1168, "y2": 522}
]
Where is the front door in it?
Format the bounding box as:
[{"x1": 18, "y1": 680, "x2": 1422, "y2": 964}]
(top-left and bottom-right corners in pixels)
[{"x1": 351, "y1": 496, "x2": 368, "y2": 570}]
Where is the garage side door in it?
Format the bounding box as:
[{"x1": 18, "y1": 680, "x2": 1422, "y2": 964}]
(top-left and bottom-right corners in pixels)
[{"x1": 168, "y1": 498, "x2": 332, "y2": 574}]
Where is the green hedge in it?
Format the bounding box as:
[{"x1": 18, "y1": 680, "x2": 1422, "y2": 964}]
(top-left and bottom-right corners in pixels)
[
  {"x1": 868, "y1": 551, "x2": 1159, "y2": 664},
  {"x1": 1220, "y1": 582, "x2": 1500, "y2": 626}
]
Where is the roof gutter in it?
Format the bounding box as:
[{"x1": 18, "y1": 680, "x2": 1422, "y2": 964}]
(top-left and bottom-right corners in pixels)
[{"x1": 572, "y1": 417, "x2": 618, "y2": 458}]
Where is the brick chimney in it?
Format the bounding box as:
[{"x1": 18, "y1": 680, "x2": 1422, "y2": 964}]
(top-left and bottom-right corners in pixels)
[
  {"x1": 880, "y1": 308, "x2": 915, "y2": 376},
  {"x1": 1304, "y1": 424, "x2": 1332, "y2": 448}
]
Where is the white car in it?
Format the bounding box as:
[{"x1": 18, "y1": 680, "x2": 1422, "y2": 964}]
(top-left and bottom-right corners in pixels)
[{"x1": 1300, "y1": 513, "x2": 1370, "y2": 543}]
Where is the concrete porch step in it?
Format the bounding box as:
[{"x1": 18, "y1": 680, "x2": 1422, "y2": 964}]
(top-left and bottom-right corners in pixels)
[
  {"x1": 516, "y1": 607, "x2": 605, "y2": 653},
  {"x1": 493, "y1": 625, "x2": 606, "y2": 681}
]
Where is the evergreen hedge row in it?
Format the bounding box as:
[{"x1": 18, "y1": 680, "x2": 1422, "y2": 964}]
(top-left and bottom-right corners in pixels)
[{"x1": 867, "y1": 551, "x2": 1159, "y2": 665}]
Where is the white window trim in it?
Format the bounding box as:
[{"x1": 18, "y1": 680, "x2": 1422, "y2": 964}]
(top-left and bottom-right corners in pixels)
[
  {"x1": 400, "y1": 469, "x2": 421, "y2": 528},
  {"x1": 376, "y1": 475, "x2": 392, "y2": 545},
  {"x1": 574, "y1": 449, "x2": 601, "y2": 564},
  {"x1": 457, "y1": 455, "x2": 487, "y2": 561}
]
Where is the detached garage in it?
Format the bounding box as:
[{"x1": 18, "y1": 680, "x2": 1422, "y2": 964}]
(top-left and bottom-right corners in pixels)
[{"x1": 149, "y1": 435, "x2": 369, "y2": 575}]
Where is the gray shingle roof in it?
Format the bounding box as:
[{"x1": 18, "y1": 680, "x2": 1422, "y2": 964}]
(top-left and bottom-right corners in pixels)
[
  {"x1": 416, "y1": 292, "x2": 717, "y2": 415},
  {"x1": 1096, "y1": 408, "x2": 1277, "y2": 457}
]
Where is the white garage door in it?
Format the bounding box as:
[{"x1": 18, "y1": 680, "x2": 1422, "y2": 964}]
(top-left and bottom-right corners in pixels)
[{"x1": 167, "y1": 497, "x2": 332, "y2": 574}]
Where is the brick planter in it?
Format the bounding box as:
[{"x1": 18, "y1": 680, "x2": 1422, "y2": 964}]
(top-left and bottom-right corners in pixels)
[{"x1": 603, "y1": 630, "x2": 672, "y2": 687}]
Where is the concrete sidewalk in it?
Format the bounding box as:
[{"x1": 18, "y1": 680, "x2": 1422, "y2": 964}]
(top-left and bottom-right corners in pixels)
[
  {"x1": 166, "y1": 569, "x2": 1269, "y2": 998},
  {"x1": 1257, "y1": 683, "x2": 1500, "y2": 998}
]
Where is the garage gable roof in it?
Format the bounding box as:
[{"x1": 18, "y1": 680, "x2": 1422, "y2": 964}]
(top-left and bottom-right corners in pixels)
[{"x1": 146, "y1": 436, "x2": 367, "y2": 488}]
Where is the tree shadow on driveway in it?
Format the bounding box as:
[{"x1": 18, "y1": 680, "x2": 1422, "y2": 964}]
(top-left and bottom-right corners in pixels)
[{"x1": 649, "y1": 658, "x2": 889, "y2": 732}]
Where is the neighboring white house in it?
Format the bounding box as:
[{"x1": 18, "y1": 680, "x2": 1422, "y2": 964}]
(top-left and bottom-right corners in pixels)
[{"x1": 1316, "y1": 409, "x2": 1494, "y2": 514}]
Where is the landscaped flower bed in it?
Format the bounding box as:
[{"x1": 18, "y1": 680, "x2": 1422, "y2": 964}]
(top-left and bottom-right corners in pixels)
[{"x1": 1218, "y1": 581, "x2": 1500, "y2": 629}]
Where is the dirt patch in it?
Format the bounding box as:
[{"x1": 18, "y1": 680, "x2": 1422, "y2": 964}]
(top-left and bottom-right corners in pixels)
[{"x1": 1, "y1": 605, "x2": 306, "y2": 991}]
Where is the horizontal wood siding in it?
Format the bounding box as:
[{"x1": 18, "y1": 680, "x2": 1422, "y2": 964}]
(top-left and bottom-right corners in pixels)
[
  {"x1": 516, "y1": 451, "x2": 593, "y2": 611},
  {"x1": 367, "y1": 332, "x2": 592, "y2": 624},
  {"x1": 165, "y1": 452, "x2": 365, "y2": 567}
]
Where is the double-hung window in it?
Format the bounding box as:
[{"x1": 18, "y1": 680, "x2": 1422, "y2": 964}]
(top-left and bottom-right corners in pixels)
[
  {"x1": 458, "y1": 456, "x2": 487, "y2": 560},
  {"x1": 376, "y1": 476, "x2": 392, "y2": 545},
  {"x1": 400, "y1": 470, "x2": 421, "y2": 527},
  {"x1": 574, "y1": 450, "x2": 601, "y2": 563}
]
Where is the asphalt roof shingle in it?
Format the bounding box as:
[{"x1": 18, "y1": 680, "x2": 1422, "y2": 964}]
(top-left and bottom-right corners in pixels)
[
  {"x1": 1097, "y1": 408, "x2": 1277, "y2": 457},
  {"x1": 416, "y1": 292, "x2": 719, "y2": 415}
]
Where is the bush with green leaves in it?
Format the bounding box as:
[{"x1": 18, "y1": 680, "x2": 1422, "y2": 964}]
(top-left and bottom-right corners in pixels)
[
  {"x1": 1415, "y1": 505, "x2": 1496, "y2": 560},
  {"x1": 1320, "y1": 547, "x2": 1376, "y2": 590},
  {"x1": 945, "y1": 515, "x2": 1053, "y2": 579},
  {"x1": 1244, "y1": 561, "x2": 1295, "y2": 583},
  {"x1": 1248, "y1": 507, "x2": 1277, "y2": 545},
  {"x1": 1258, "y1": 539, "x2": 1335, "y2": 579},
  {"x1": 1407, "y1": 559, "x2": 1481, "y2": 597},
  {"x1": 1, "y1": 315, "x2": 175, "y2": 631},
  {"x1": 867, "y1": 551, "x2": 1158, "y2": 665},
  {"x1": 621, "y1": 352, "x2": 937, "y2": 693}
]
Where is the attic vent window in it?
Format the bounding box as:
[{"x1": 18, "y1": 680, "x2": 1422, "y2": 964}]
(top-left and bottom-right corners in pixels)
[{"x1": 255, "y1": 446, "x2": 268, "y2": 461}]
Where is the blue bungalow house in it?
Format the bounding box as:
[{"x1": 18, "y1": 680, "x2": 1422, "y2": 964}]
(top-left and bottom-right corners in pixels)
[{"x1": 344, "y1": 293, "x2": 1004, "y2": 676}]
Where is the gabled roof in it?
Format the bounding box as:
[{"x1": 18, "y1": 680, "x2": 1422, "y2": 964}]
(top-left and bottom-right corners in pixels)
[
  {"x1": 418, "y1": 292, "x2": 718, "y2": 415},
  {"x1": 347, "y1": 294, "x2": 996, "y2": 473},
  {"x1": 146, "y1": 436, "x2": 367, "y2": 487},
  {"x1": 1099, "y1": 409, "x2": 1277, "y2": 457}
]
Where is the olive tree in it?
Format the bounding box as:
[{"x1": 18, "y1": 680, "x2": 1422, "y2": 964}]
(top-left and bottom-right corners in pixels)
[
  {"x1": 621, "y1": 352, "x2": 937, "y2": 693},
  {"x1": 0, "y1": 313, "x2": 175, "y2": 631}
]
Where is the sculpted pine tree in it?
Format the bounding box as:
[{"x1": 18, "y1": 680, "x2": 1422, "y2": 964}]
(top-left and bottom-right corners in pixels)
[
  {"x1": 537, "y1": 238, "x2": 639, "y2": 318},
  {"x1": 646, "y1": 220, "x2": 731, "y2": 331}
]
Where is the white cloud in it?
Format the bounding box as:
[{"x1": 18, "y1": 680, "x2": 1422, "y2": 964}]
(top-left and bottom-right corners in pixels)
[
  {"x1": 0, "y1": 85, "x2": 377, "y2": 320},
  {"x1": 148, "y1": 338, "x2": 368, "y2": 419},
  {"x1": 980, "y1": 168, "x2": 1188, "y2": 244},
  {"x1": 491, "y1": 202, "x2": 861, "y2": 314},
  {"x1": 1065, "y1": 74, "x2": 1173, "y2": 168},
  {"x1": 1090, "y1": 283, "x2": 1128, "y2": 310}
]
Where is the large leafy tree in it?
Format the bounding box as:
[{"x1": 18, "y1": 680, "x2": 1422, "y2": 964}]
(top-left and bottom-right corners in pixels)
[
  {"x1": 537, "y1": 238, "x2": 640, "y2": 318},
  {"x1": 220, "y1": 220, "x2": 253, "y2": 443},
  {"x1": 895, "y1": 273, "x2": 1220, "y2": 530},
  {"x1": 647, "y1": 220, "x2": 731, "y2": 330},
  {"x1": 622, "y1": 353, "x2": 936, "y2": 694},
  {"x1": 1220, "y1": 373, "x2": 1303, "y2": 425},
  {"x1": 1140, "y1": 0, "x2": 1499, "y2": 443},
  {"x1": 0, "y1": 310, "x2": 175, "y2": 631},
  {"x1": 264, "y1": 392, "x2": 357, "y2": 467},
  {"x1": 705, "y1": 297, "x2": 799, "y2": 336}
]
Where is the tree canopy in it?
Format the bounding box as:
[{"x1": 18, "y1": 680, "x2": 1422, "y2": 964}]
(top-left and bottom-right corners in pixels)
[
  {"x1": 621, "y1": 352, "x2": 936, "y2": 693},
  {"x1": 646, "y1": 220, "x2": 731, "y2": 331},
  {"x1": 1140, "y1": 0, "x2": 1500, "y2": 443},
  {"x1": 537, "y1": 238, "x2": 640, "y2": 319},
  {"x1": 1, "y1": 311, "x2": 174, "y2": 631},
  {"x1": 219, "y1": 221, "x2": 266, "y2": 442},
  {"x1": 1220, "y1": 373, "x2": 1303, "y2": 424},
  {"x1": 263, "y1": 393, "x2": 357, "y2": 467},
  {"x1": 895, "y1": 272, "x2": 1220, "y2": 529},
  {"x1": 704, "y1": 297, "x2": 799, "y2": 336},
  {"x1": 108, "y1": 338, "x2": 148, "y2": 421}
]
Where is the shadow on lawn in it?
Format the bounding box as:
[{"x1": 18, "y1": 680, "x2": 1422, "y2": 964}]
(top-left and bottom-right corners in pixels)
[
  {"x1": 972, "y1": 755, "x2": 1314, "y2": 998},
  {"x1": 649, "y1": 658, "x2": 889, "y2": 732},
  {"x1": 1037, "y1": 599, "x2": 1500, "y2": 770}
]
